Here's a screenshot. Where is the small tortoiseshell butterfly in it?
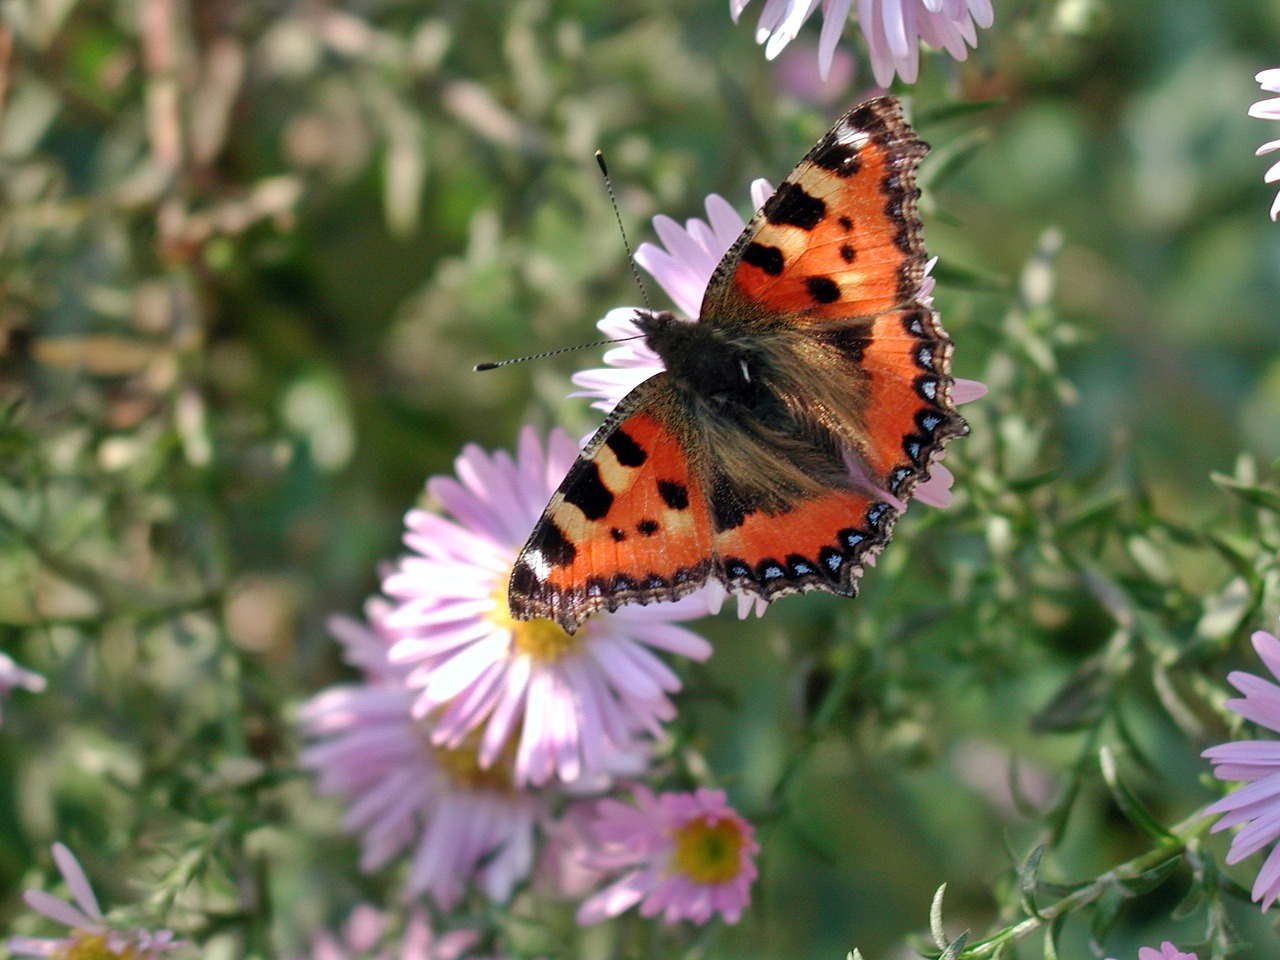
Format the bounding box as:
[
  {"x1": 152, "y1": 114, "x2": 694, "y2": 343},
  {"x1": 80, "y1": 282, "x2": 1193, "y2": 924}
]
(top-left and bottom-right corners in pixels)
[{"x1": 508, "y1": 97, "x2": 967, "y2": 633}]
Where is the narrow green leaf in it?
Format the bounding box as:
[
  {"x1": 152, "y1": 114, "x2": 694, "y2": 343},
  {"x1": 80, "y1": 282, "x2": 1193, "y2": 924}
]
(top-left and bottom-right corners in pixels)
[
  {"x1": 1089, "y1": 884, "x2": 1129, "y2": 951},
  {"x1": 1117, "y1": 857, "x2": 1181, "y2": 896},
  {"x1": 1210, "y1": 473, "x2": 1280, "y2": 513},
  {"x1": 930, "y1": 883, "x2": 949, "y2": 950},
  {"x1": 1043, "y1": 914, "x2": 1066, "y2": 960},
  {"x1": 1031, "y1": 660, "x2": 1106, "y2": 733},
  {"x1": 1018, "y1": 844, "x2": 1047, "y2": 920},
  {"x1": 916, "y1": 98, "x2": 1005, "y2": 125},
  {"x1": 930, "y1": 258, "x2": 1008, "y2": 293},
  {"x1": 938, "y1": 931, "x2": 970, "y2": 960},
  {"x1": 1099, "y1": 746, "x2": 1173, "y2": 841},
  {"x1": 923, "y1": 130, "x2": 991, "y2": 192}
]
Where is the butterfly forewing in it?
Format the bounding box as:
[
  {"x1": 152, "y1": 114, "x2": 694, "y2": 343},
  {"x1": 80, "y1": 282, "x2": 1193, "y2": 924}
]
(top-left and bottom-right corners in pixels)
[
  {"x1": 508, "y1": 377, "x2": 716, "y2": 632},
  {"x1": 703, "y1": 98, "x2": 930, "y2": 326}
]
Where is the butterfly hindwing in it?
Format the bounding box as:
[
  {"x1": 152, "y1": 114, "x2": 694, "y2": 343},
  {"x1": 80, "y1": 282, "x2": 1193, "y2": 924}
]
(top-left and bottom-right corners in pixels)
[
  {"x1": 712, "y1": 489, "x2": 899, "y2": 603},
  {"x1": 854, "y1": 306, "x2": 967, "y2": 500},
  {"x1": 508, "y1": 375, "x2": 716, "y2": 632}
]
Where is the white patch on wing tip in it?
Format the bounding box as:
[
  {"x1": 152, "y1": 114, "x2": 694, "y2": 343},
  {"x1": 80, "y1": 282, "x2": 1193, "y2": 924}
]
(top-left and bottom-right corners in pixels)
[
  {"x1": 524, "y1": 549, "x2": 551, "y2": 579},
  {"x1": 840, "y1": 129, "x2": 871, "y2": 150}
]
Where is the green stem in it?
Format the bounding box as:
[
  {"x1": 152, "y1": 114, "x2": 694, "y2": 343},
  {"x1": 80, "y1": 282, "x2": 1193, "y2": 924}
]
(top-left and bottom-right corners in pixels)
[{"x1": 962, "y1": 811, "x2": 1216, "y2": 958}]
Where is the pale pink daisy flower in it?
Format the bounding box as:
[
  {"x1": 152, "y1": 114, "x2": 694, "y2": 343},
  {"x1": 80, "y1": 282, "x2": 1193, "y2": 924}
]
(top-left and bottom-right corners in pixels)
[
  {"x1": 0, "y1": 651, "x2": 46, "y2": 725},
  {"x1": 381, "y1": 427, "x2": 713, "y2": 790},
  {"x1": 731, "y1": 0, "x2": 994, "y2": 85},
  {"x1": 569, "y1": 183, "x2": 985, "y2": 510},
  {"x1": 1202, "y1": 625, "x2": 1280, "y2": 909},
  {"x1": 1105, "y1": 943, "x2": 1199, "y2": 960},
  {"x1": 298, "y1": 603, "x2": 544, "y2": 909},
  {"x1": 298, "y1": 905, "x2": 484, "y2": 960},
  {"x1": 1249, "y1": 69, "x2": 1280, "y2": 220},
  {"x1": 6, "y1": 843, "x2": 182, "y2": 958},
  {"x1": 576, "y1": 787, "x2": 759, "y2": 926}
]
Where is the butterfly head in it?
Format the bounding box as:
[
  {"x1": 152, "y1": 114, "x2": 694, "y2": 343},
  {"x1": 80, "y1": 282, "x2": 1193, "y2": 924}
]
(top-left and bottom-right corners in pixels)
[{"x1": 633, "y1": 309, "x2": 765, "y2": 408}]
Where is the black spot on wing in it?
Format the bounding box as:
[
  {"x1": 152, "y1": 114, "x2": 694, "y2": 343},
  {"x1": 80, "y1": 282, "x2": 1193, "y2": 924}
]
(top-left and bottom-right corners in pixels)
[
  {"x1": 708, "y1": 481, "x2": 752, "y2": 532},
  {"x1": 606, "y1": 429, "x2": 647, "y2": 467},
  {"x1": 527, "y1": 519, "x2": 577, "y2": 567},
  {"x1": 658, "y1": 480, "x2": 689, "y2": 510},
  {"x1": 562, "y1": 461, "x2": 613, "y2": 521},
  {"x1": 811, "y1": 138, "x2": 863, "y2": 178},
  {"x1": 509, "y1": 560, "x2": 540, "y2": 599},
  {"x1": 839, "y1": 243, "x2": 856, "y2": 262},
  {"x1": 848, "y1": 101, "x2": 892, "y2": 139},
  {"x1": 805, "y1": 276, "x2": 840, "y2": 304},
  {"x1": 742, "y1": 242, "x2": 785, "y2": 277},
  {"x1": 763, "y1": 182, "x2": 826, "y2": 230},
  {"x1": 637, "y1": 519, "x2": 659, "y2": 536},
  {"x1": 610, "y1": 527, "x2": 626, "y2": 542}
]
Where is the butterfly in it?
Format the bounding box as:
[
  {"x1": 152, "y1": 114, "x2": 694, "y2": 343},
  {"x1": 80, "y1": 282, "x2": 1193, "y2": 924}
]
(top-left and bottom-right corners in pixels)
[{"x1": 507, "y1": 96, "x2": 967, "y2": 634}]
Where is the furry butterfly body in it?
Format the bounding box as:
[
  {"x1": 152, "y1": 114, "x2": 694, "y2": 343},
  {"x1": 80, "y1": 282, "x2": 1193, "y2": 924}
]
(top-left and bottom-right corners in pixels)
[{"x1": 508, "y1": 97, "x2": 968, "y2": 633}]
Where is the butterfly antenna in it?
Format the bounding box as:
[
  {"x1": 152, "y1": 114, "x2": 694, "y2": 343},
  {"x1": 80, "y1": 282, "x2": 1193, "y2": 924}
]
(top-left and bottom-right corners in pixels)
[
  {"x1": 474, "y1": 335, "x2": 643, "y2": 372},
  {"x1": 596, "y1": 150, "x2": 653, "y2": 311},
  {"x1": 476, "y1": 152, "x2": 653, "y2": 373}
]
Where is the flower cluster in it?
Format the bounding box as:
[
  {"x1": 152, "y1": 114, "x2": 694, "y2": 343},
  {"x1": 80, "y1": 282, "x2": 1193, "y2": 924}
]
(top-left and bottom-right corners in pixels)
[
  {"x1": 6, "y1": 844, "x2": 181, "y2": 959},
  {"x1": 1202, "y1": 624, "x2": 1280, "y2": 909},
  {"x1": 295, "y1": 905, "x2": 485, "y2": 960},
  {"x1": 298, "y1": 426, "x2": 753, "y2": 924},
  {"x1": 1107, "y1": 945, "x2": 1199, "y2": 960},
  {"x1": 1251, "y1": 68, "x2": 1280, "y2": 220},
  {"x1": 731, "y1": 0, "x2": 995, "y2": 86}
]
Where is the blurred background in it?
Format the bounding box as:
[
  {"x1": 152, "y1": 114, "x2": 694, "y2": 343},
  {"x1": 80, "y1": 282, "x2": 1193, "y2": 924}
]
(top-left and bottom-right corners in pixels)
[{"x1": 2, "y1": 0, "x2": 1280, "y2": 957}]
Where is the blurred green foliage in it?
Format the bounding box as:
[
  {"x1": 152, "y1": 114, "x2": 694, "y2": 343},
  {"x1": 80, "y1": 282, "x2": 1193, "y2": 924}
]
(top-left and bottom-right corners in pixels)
[{"x1": 2, "y1": 0, "x2": 1280, "y2": 958}]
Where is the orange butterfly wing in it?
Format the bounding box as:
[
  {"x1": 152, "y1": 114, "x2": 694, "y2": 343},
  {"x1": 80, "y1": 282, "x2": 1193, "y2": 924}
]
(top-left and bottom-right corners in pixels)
[
  {"x1": 508, "y1": 376, "x2": 717, "y2": 631},
  {"x1": 702, "y1": 98, "x2": 928, "y2": 325}
]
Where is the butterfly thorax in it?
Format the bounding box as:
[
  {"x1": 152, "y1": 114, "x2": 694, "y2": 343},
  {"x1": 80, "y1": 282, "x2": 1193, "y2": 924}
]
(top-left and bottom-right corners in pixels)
[
  {"x1": 634, "y1": 308, "x2": 858, "y2": 508},
  {"x1": 634, "y1": 310, "x2": 768, "y2": 409}
]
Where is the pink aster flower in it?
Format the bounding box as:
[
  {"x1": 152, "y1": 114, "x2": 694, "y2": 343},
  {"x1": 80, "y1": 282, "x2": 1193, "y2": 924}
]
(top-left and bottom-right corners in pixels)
[
  {"x1": 570, "y1": 183, "x2": 986, "y2": 510},
  {"x1": 381, "y1": 427, "x2": 713, "y2": 790},
  {"x1": 0, "y1": 651, "x2": 46, "y2": 725},
  {"x1": 1202, "y1": 625, "x2": 1280, "y2": 910},
  {"x1": 1249, "y1": 69, "x2": 1280, "y2": 220},
  {"x1": 1106, "y1": 943, "x2": 1199, "y2": 960},
  {"x1": 731, "y1": 0, "x2": 994, "y2": 85},
  {"x1": 298, "y1": 905, "x2": 484, "y2": 960},
  {"x1": 7, "y1": 843, "x2": 181, "y2": 958},
  {"x1": 298, "y1": 602, "x2": 543, "y2": 909},
  {"x1": 575, "y1": 787, "x2": 759, "y2": 926}
]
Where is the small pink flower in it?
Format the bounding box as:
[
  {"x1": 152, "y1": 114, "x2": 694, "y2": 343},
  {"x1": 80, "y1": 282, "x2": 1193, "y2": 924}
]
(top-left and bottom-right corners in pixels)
[
  {"x1": 298, "y1": 603, "x2": 543, "y2": 909},
  {"x1": 382, "y1": 427, "x2": 713, "y2": 789},
  {"x1": 731, "y1": 0, "x2": 994, "y2": 85},
  {"x1": 298, "y1": 905, "x2": 485, "y2": 960},
  {"x1": 1249, "y1": 69, "x2": 1280, "y2": 220},
  {"x1": 570, "y1": 183, "x2": 985, "y2": 511},
  {"x1": 1202, "y1": 625, "x2": 1280, "y2": 909},
  {"x1": 6, "y1": 843, "x2": 182, "y2": 958},
  {"x1": 0, "y1": 652, "x2": 46, "y2": 726},
  {"x1": 576, "y1": 787, "x2": 759, "y2": 926},
  {"x1": 1106, "y1": 943, "x2": 1199, "y2": 960}
]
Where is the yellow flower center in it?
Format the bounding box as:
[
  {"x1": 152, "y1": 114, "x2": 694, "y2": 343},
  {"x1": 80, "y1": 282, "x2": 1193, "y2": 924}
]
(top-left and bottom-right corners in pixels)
[
  {"x1": 54, "y1": 932, "x2": 139, "y2": 960},
  {"x1": 432, "y1": 739, "x2": 513, "y2": 793},
  {"x1": 491, "y1": 578, "x2": 580, "y2": 663},
  {"x1": 671, "y1": 815, "x2": 747, "y2": 885}
]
